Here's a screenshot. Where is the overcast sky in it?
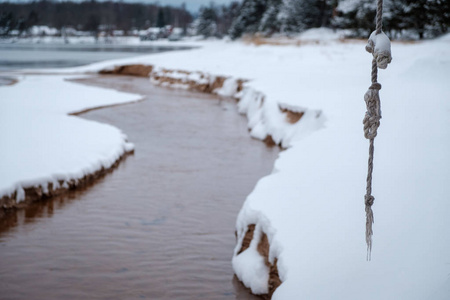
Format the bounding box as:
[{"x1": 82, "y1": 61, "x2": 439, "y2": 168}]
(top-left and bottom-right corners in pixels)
[{"x1": 1, "y1": 0, "x2": 240, "y2": 13}]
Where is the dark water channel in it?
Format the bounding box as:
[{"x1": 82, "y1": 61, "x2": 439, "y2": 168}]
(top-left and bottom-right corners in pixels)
[{"x1": 0, "y1": 76, "x2": 279, "y2": 299}]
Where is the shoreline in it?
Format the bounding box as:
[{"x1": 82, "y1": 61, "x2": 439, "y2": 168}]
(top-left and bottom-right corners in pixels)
[
  {"x1": 95, "y1": 67, "x2": 287, "y2": 298},
  {"x1": 0, "y1": 149, "x2": 133, "y2": 219},
  {"x1": 0, "y1": 74, "x2": 141, "y2": 219},
  {"x1": 0, "y1": 90, "x2": 138, "y2": 217}
]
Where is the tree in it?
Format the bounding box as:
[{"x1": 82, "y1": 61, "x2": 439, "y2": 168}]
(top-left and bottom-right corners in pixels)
[
  {"x1": 0, "y1": 12, "x2": 17, "y2": 36},
  {"x1": 157, "y1": 8, "x2": 165, "y2": 28},
  {"x1": 84, "y1": 13, "x2": 100, "y2": 35},
  {"x1": 195, "y1": 6, "x2": 217, "y2": 37},
  {"x1": 333, "y1": 0, "x2": 449, "y2": 39},
  {"x1": 428, "y1": 0, "x2": 450, "y2": 35},
  {"x1": 228, "y1": 0, "x2": 268, "y2": 39},
  {"x1": 0, "y1": 0, "x2": 193, "y2": 35},
  {"x1": 317, "y1": 0, "x2": 336, "y2": 27},
  {"x1": 395, "y1": 0, "x2": 449, "y2": 39},
  {"x1": 258, "y1": 0, "x2": 282, "y2": 35},
  {"x1": 278, "y1": 0, "x2": 321, "y2": 34},
  {"x1": 332, "y1": 0, "x2": 377, "y2": 37},
  {"x1": 216, "y1": 1, "x2": 241, "y2": 36}
]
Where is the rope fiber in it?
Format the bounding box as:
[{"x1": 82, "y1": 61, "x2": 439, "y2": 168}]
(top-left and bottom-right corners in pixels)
[{"x1": 363, "y1": 0, "x2": 392, "y2": 261}]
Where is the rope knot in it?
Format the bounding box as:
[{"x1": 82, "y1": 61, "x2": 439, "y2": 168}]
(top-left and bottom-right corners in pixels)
[
  {"x1": 363, "y1": 88, "x2": 382, "y2": 139},
  {"x1": 365, "y1": 194, "x2": 375, "y2": 207},
  {"x1": 366, "y1": 31, "x2": 392, "y2": 70},
  {"x1": 369, "y1": 83, "x2": 381, "y2": 90}
]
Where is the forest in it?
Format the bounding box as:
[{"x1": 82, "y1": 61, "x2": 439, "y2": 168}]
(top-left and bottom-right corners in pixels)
[
  {"x1": 1, "y1": 0, "x2": 449, "y2": 39},
  {"x1": 220, "y1": 0, "x2": 450, "y2": 39},
  {"x1": 0, "y1": 0, "x2": 193, "y2": 35}
]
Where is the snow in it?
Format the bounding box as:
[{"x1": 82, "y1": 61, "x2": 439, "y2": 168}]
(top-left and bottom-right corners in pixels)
[
  {"x1": 2, "y1": 28, "x2": 450, "y2": 299},
  {"x1": 64, "y1": 32, "x2": 449, "y2": 299},
  {"x1": 29, "y1": 25, "x2": 59, "y2": 36},
  {"x1": 232, "y1": 223, "x2": 270, "y2": 294},
  {"x1": 367, "y1": 31, "x2": 392, "y2": 69},
  {"x1": 217, "y1": 78, "x2": 239, "y2": 97},
  {"x1": 0, "y1": 75, "x2": 141, "y2": 201},
  {"x1": 0, "y1": 35, "x2": 204, "y2": 48},
  {"x1": 294, "y1": 27, "x2": 344, "y2": 41},
  {"x1": 369, "y1": 31, "x2": 392, "y2": 53}
]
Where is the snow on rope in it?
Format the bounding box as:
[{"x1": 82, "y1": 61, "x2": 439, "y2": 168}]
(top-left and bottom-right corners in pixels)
[{"x1": 363, "y1": 0, "x2": 392, "y2": 261}]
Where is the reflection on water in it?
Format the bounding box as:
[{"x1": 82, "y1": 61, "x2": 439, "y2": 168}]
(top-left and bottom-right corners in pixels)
[{"x1": 0, "y1": 76, "x2": 278, "y2": 300}]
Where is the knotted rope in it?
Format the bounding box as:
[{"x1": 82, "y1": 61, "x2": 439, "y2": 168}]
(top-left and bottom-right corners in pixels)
[{"x1": 363, "y1": 0, "x2": 392, "y2": 261}]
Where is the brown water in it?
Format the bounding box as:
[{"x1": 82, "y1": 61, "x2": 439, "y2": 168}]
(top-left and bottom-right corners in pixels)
[{"x1": 0, "y1": 76, "x2": 279, "y2": 300}]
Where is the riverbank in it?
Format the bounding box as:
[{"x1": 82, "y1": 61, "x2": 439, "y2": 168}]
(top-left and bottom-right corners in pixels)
[
  {"x1": 1, "y1": 29, "x2": 450, "y2": 299},
  {"x1": 55, "y1": 32, "x2": 450, "y2": 299},
  {"x1": 0, "y1": 75, "x2": 279, "y2": 300},
  {"x1": 0, "y1": 75, "x2": 140, "y2": 216}
]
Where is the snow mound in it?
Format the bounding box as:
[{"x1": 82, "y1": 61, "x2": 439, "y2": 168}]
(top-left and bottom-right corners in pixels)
[{"x1": 0, "y1": 75, "x2": 141, "y2": 202}]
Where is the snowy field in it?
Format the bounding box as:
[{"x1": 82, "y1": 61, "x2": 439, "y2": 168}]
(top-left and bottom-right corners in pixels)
[
  {"x1": 1, "y1": 28, "x2": 449, "y2": 299},
  {"x1": 0, "y1": 75, "x2": 140, "y2": 201}
]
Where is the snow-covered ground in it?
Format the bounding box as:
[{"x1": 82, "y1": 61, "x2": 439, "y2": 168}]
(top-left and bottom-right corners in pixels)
[
  {"x1": 0, "y1": 35, "x2": 204, "y2": 47},
  {"x1": 2, "y1": 28, "x2": 449, "y2": 299},
  {"x1": 0, "y1": 75, "x2": 140, "y2": 201}
]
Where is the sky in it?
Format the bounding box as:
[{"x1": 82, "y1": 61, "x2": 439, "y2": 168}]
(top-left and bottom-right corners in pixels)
[{"x1": 1, "y1": 0, "x2": 240, "y2": 13}]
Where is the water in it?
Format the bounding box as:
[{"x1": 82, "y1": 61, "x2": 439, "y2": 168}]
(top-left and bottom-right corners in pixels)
[
  {"x1": 0, "y1": 42, "x2": 192, "y2": 71},
  {"x1": 0, "y1": 76, "x2": 279, "y2": 299}
]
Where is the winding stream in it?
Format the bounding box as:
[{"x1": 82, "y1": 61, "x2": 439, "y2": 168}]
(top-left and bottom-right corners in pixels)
[{"x1": 0, "y1": 76, "x2": 279, "y2": 299}]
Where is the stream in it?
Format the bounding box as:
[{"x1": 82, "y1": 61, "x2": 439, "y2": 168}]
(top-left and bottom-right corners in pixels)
[{"x1": 0, "y1": 75, "x2": 279, "y2": 300}]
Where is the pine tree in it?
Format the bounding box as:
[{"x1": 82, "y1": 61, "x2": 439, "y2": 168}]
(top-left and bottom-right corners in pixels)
[
  {"x1": 157, "y1": 8, "x2": 165, "y2": 28},
  {"x1": 384, "y1": 0, "x2": 450, "y2": 38},
  {"x1": 278, "y1": 0, "x2": 321, "y2": 34},
  {"x1": 332, "y1": 0, "x2": 377, "y2": 37},
  {"x1": 195, "y1": 6, "x2": 218, "y2": 37},
  {"x1": 0, "y1": 12, "x2": 17, "y2": 36},
  {"x1": 428, "y1": 0, "x2": 450, "y2": 35},
  {"x1": 228, "y1": 0, "x2": 268, "y2": 39},
  {"x1": 317, "y1": 0, "x2": 335, "y2": 27},
  {"x1": 216, "y1": 2, "x2": 241, "y2": 36},
  {"x1": 333, "y1": 0, "x2": 449, "y2": 39},
  {"x1": 258, "y1": 0, "x2": 283, "y2": 35},
  {"x1": 400, "y1": 0, "x2": 450, "y2": 38},
  {"x1": 384, "y1": 0, "x2": 409, "y2": 38}
]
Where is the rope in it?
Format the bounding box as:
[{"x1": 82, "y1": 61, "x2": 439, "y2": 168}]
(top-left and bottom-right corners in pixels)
[{"x1": 363, "y1": 0, "x2": 392, "y2": 261}]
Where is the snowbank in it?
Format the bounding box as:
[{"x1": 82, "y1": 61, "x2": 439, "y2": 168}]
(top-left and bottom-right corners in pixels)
[
  {"x1": 17, "y1": 30, "x2": 450, "y2": 299},
  {"x1": 29, "y1": 25, "x2": 59, "y2": 36},
  {"x1": 0, "y1": 75, "x2": 141, "y2": 207}
]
